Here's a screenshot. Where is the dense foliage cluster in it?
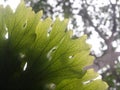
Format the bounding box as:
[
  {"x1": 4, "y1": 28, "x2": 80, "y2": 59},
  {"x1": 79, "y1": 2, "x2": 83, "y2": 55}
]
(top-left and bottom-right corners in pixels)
[{"x1": 24, "y1": 0, "x2": 120, "y2": 89}]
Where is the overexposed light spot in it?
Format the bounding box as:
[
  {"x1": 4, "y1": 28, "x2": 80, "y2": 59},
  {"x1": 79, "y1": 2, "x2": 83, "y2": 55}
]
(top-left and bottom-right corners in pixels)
[
  {"x1": 102, "y1": 67, "x2": 108, "y2": 72},
  {"x1": 0, "y1": 0, "x2": 20, "y2": 11},
  {"x1": 112, "y1": 41, "x2": 117, "y2": 48},
  {"x1": 47, "y1": 0, "x2": 57, "y2": 7},
  {"x1": 86, "y1": 30, "x2": 104, "y2": 56},
  {"x1": 116, "y1": 46, "x2": 120, "y2": 52},
  {"x1": 114, "y1": 60, "x2": 118, "y2": 64},
  {"x1": 90, "y1": 0, "x2": 110, "y2": 7},
  {"x1": 106, "y1": 64, "x2": 110, "y2": 69},
  {"x1": 23, "y1": 62, "x2": 27, "y2": 71},
  {"x1": 83, "y1": 80, "x2": 91, "y2": 85},
  {"x1": 53, "y1": 13, "x2": 64, "y2": 21},
  {"x1": 106, "y1": 72, "x2": 111, "y2": 76},
  {"x1": 5, "y1": 32, "x2": 8, "y2": 39},
  {"x1": 53, "y1": 5, "x2": 63, "y2": 12},
  {"x1": 93, "y1": 75, "x2": 102, "y2": 80},
  {"x1": 110, "y1": 0, "x2": 117, "y2": 4},
  {"x1": 118, "y1": 56, "x2": 120, "y2": 62},
  {"x1": 98, "y1": 66, "x2": 108, "y2": 74},
  {"x1": 47, "y1": 47, "x2": 57, "y2": 61},
  {"x1": 67, "y1": 19, "x2": 73, "y2": 30},
  {"x1": 74, "y1": 15, "x2": 84, "y2": 28},
  {"x1": 5, "y1": 26, "x2": 8, "y2": 39},
  {"x1": 83, "y1": 75, "x2": 102, "y2": 85},
  {"x1": 72, "y1": 9, "x2": 80, "y2": 14},
  {"x1": 117, "y1": 83, "x2": 120, "y2": 86},
  {"x1": 72, "y1": 0, "x2": 81, "y2": 8},
  {"x1": 70, "y1": 0, "x2": 73, "y2": 3},
  {"x1": 87, "y1": 6, "x2": 94, "y2": 12},
  {"x1": 69, "y1": 56, "x2": 73, "y2": 59},
  {"x1": 98, "y1": 69, "x2": 102, "y2": 74}
]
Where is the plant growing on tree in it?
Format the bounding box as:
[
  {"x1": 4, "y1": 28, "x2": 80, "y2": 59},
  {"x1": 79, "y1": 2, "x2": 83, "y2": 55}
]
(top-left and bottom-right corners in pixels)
[{"x1": 0, "y1": 1, "x2": 108, "y2": 90}]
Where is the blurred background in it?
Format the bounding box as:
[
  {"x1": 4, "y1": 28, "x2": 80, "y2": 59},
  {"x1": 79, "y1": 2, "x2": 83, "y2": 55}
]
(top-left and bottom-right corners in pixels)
[{"x1": 1, "y1": 0, "x2": 120, "y2": 90}]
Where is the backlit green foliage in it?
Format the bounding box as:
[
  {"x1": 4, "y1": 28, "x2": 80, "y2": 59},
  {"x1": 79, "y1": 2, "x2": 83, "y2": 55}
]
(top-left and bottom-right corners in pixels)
[{"x1": 0, "y1": 0, "x2": 108, "y2": 90}]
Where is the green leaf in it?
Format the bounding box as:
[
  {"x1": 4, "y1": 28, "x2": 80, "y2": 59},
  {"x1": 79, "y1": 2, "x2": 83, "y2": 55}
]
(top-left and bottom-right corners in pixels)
[
  {"x1": 56, "y1": 69, "x2": 108, "y2": 90},
  {"x1": 0, "y1": 0, "x2": 108, "y2": 90}
]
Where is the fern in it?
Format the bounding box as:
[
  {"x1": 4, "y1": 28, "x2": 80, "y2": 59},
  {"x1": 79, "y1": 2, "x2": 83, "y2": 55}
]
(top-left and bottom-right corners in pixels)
[{"x1": 0, "y1": 1, "x2": 108, "y2": 90}]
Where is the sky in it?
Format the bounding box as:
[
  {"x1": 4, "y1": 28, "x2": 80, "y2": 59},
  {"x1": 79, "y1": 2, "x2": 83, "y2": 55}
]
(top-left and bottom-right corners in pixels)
[{"x1": 0, "y1": 0, "x2": 116, "y2": 11}]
